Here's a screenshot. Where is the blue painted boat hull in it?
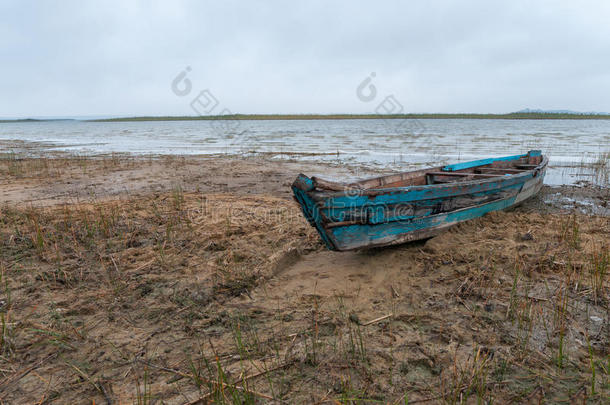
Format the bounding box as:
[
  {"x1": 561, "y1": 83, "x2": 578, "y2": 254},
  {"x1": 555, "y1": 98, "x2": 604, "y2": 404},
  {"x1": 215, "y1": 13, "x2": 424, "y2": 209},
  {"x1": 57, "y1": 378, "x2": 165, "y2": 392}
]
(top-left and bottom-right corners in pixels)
[{"x1": 292, "y1": 150, "x2": 547, "y2": 251}]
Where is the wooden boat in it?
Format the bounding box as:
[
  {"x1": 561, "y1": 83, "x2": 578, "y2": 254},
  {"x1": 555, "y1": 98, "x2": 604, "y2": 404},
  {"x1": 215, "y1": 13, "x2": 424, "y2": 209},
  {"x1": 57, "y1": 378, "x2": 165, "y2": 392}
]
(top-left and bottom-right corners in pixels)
[{"x1": 292, "y1": 150, "x2": 547, "y2": 251}]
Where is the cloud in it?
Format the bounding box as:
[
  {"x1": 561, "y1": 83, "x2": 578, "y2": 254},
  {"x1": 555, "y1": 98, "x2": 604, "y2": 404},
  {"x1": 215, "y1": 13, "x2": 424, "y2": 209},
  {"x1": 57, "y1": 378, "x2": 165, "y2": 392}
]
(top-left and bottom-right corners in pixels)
[{"x1": 1, "y1": 0, "x2": 609, "y2": 117}]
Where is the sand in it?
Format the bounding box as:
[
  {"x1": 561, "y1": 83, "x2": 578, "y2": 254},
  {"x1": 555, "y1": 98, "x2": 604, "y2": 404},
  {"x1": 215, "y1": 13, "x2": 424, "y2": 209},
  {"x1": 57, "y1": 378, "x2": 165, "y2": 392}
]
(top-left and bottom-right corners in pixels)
[{"x1": 0, "y1": 153, "x2": 607, "y2": 403}]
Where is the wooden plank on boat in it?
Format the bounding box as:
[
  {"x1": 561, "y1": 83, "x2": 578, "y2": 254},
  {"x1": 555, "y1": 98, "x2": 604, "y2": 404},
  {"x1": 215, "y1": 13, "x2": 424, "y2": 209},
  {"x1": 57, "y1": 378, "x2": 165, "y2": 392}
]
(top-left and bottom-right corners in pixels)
[
  {"x1": 359, "y1": 167, "x2": 438, "y2": 189},
  {"x1": 476, "y1": 168, "x2": 529, "y2": 173},
  {"x1": 312, "y1": 177, "x2": 346, "y2": 191},
  {"x1": 426, "y1": 172, "x2": 503, "y2": 178}
]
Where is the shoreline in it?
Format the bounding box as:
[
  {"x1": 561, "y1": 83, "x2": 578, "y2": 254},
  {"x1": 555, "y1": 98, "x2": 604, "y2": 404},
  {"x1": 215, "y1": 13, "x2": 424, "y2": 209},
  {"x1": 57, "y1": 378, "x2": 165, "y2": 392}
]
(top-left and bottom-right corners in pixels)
[
  {"x1": 0, "y1": 150, "x2": 608, "y2": 215},
  {"x1": 1, "y1": 138, "x2": 608, "y2": 190}
]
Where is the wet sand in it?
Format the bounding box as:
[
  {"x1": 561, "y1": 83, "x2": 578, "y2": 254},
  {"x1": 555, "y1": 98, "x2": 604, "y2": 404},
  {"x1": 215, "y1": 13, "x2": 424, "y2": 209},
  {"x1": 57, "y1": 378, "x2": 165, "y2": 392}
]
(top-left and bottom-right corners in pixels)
[{"x1": 0, "y1": 152, "x2": 608, "y2": 403}]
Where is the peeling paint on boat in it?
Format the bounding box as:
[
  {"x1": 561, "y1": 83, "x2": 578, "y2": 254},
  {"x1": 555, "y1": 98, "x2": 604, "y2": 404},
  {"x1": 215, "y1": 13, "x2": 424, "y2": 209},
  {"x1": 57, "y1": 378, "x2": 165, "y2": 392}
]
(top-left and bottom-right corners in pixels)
[{"x1": 292, "y1": 150, "x2": 548, "y2": 251}]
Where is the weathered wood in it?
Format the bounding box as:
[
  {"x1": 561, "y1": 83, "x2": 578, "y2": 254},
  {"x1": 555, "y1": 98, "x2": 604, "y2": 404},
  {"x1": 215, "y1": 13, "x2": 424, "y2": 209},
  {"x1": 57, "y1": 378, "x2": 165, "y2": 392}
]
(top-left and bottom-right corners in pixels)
[
  {"x1": 292, "y1": 150, "x2": 547, "y2": 251},
  {"x1": 476, "y1": 168, "x2": 529, "y2": 174},
  {"x1": 426, "y1": 172, "x2": 503, "y2": 178},
  {"x1": 362, "y1": 314, "x2": 393, "y2": 326},
  {"x1": 311, "y1": 177, "x2": 346, "y2": 191},
  {"x1": 357, "y1": 167, "x2": 438, "y2": 188},
  {"x1": 314, "y1": 167, "x2": 438, "y2": 190},
  {"x1": 326, "y1": 220, "x2": 361, "y2": 228}
]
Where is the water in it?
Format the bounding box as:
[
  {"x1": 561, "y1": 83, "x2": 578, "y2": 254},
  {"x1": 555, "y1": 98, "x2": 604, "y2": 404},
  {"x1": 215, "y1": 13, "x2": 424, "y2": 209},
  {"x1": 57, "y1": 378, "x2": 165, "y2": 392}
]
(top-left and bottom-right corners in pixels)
[{"x1": 0, "y1": 119, "x2": 608, "y2": 186}]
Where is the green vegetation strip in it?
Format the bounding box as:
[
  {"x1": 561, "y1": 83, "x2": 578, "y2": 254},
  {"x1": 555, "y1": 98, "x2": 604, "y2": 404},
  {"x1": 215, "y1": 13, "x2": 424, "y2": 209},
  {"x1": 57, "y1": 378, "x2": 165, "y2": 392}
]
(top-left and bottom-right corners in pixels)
[
  {"x1": 91, "y1": 113, "x2": 610, "y2": 122},
  {"x1": 3, "y1": 113, "x2": 610, "y2": 123}
]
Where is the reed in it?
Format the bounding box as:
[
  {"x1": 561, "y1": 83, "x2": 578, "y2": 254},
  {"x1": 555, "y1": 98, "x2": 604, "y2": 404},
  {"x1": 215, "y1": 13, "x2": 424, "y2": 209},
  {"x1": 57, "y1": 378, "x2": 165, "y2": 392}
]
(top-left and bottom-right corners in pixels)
[
  {"x1": 134, "y1": 366, "x2": 154, "y2": 405},
  {"x1": 559, "y1": 212, "x2": 580, "y2": 250},
  {"x1": 592, "y1": 152, "x2": 609, "y2": 185},
  {"x1": 592, "y1": 151, "x2": 609, "y2": 170},
  {"x1": 440, "y1": 346, "x2": 493, "y2": 404},
  {"x1": 553, "y1": 281, "x2": 569, "y2": 370},
  {"x1": 588, "y1": 245, "x2": 608, "y2": 304}
]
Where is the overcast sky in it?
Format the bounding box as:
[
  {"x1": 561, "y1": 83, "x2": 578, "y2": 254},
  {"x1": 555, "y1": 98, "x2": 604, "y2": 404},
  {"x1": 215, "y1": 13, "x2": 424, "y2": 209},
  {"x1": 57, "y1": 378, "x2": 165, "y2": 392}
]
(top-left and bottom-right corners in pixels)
[{"x1": 1, "y1": 0, "x2": 609, "y2": 117}]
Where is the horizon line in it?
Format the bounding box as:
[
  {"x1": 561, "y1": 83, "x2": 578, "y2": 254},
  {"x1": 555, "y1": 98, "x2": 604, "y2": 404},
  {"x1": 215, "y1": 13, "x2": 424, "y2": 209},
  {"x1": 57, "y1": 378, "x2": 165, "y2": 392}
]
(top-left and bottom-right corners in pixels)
[{"x1": 3, "y1": 111, "x2": 610, "y2": 123}]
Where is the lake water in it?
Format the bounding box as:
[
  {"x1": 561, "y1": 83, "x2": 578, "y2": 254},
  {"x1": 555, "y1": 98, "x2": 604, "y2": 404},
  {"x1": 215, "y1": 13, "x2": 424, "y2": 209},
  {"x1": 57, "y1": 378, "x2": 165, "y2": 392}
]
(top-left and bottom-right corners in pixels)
[{"x1": 0, "y1": 119, "x2": 608, "y2": 186}]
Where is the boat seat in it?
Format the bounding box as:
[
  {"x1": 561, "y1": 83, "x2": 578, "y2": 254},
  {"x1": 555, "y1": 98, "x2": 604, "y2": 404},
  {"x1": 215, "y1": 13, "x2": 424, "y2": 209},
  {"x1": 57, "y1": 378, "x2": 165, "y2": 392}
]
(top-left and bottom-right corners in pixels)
[
  {"x1": 475, "y1": 168, "x2": 529, "y2": 174},
  {"x1": 426, "y1": 171, "x2": 503, "y2": 185},
  {"x1": 427, "y1": 172, "x2": 502, "y2": 178}
]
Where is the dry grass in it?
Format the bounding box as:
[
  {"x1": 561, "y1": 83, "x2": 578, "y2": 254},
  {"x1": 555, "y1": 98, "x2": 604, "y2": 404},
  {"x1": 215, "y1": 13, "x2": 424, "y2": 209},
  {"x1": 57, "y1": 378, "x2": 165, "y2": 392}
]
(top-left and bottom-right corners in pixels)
[
  {"x1": 0, "y1": 153, "x2": 165, "y2": 184},
  {"x1": 0, "y1": 192, "x2": 608, "y2": 403},
  {"x1": 0, "y1": 192, "x2": 319, "y2": 403}
]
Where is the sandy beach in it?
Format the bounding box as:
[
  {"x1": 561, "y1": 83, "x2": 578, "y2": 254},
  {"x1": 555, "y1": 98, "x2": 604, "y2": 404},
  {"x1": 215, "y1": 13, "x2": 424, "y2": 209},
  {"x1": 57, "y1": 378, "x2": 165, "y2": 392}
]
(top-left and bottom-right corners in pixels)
[{"x1": 0, "y1": 149, "x2": 607, "y2": 403}]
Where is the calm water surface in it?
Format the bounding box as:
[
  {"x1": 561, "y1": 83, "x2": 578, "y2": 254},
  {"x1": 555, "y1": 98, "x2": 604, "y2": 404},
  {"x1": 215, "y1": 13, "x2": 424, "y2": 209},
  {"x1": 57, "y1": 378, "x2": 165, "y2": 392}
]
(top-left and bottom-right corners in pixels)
[{"x1": 1, "y1": 119, "x2": 608, "y2": 186}]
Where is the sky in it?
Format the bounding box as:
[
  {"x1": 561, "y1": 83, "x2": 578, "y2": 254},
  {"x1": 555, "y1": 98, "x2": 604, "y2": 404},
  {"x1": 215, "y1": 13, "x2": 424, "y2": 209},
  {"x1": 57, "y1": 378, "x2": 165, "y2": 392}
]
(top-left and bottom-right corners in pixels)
[{"x1": 1, "y1": 0, "x2": 610, "y2": 118}]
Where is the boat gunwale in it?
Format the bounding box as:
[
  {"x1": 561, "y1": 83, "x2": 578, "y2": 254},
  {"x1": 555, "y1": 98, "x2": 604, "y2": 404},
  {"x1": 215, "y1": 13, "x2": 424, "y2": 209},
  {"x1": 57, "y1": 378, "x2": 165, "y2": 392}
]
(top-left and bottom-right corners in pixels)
[{"x1": 310, "y1": 155, "x2": 548, "y2": 199}]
